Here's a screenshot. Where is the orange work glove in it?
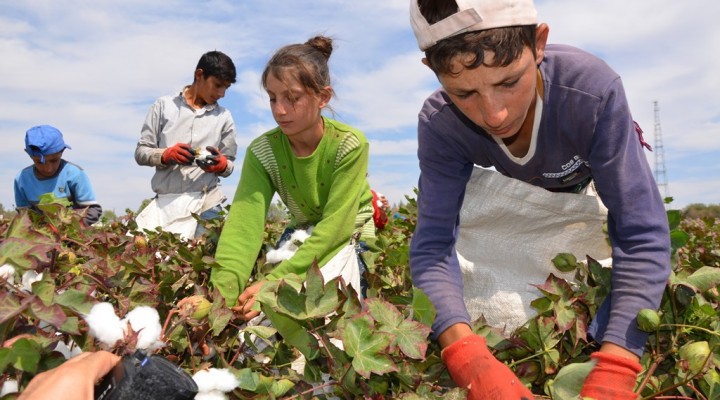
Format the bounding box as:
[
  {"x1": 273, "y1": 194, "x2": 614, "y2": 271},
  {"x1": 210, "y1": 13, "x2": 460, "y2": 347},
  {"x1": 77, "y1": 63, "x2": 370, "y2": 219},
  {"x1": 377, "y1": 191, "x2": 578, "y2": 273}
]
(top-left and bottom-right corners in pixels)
[
  {"x1": 442, "y1": 334, "x2": 534, "y2": 400},
  {"x1": 161, "y1": 143, "x2": 195, "y2": 165},
  {"x1": 580, "y1": 352, "x2": 642, "y2": 400},
  {"x1": 197, "y1": 146, "x2": 228, "y2": 174}
]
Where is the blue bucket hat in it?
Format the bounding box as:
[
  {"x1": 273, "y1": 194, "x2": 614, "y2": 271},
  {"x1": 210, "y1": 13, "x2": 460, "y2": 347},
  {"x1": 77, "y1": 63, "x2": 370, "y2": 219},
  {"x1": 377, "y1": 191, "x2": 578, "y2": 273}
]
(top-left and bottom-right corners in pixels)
[{"x1": 25, "y1": 125, "x2": 71, "y2": 164}]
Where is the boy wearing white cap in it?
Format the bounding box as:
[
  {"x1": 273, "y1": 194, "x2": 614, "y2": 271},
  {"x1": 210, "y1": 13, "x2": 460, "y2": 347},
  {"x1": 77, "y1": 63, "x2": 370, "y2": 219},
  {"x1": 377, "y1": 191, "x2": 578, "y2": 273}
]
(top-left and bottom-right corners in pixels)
[
  {"x1": 14, "y1": 125, "x2": 102, "y2": 225},
  {"x1": 408, "y1": 1, "x2": 670, "y2": 399}
]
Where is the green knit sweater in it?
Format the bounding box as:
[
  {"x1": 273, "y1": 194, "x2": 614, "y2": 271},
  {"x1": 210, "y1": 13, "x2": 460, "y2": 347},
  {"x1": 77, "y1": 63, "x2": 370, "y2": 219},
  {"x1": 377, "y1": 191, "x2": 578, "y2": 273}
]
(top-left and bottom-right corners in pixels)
[{"x1": 211, "y1": 118, "x2": 375, "y2": 305}]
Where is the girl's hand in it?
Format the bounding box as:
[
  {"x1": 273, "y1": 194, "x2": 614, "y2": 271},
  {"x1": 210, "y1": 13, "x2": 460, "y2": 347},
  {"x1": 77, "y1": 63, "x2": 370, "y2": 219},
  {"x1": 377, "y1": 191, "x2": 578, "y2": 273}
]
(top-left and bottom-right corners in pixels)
[{"x1": 232, "y1": 281, "x2": 264, "y2": 320}]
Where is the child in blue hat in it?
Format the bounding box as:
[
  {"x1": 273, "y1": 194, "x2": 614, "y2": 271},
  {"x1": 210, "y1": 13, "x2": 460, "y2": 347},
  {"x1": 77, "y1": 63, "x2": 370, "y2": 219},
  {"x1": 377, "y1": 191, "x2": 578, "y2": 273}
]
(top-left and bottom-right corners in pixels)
[{"x1": 14, "y1": 125, "x2": 102, "y2": 225}]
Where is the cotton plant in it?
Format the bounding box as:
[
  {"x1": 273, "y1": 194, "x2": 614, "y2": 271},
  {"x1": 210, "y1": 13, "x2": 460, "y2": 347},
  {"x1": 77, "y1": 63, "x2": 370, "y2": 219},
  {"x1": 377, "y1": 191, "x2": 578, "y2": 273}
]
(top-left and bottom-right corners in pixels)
[
  {"x1": 289, "y1": 337, "x2": 343, "y2": 399},
  {"x1": 192, "y1": 368, "x2": 240, "y2": 400},
  {"x1": 84, "y1": 302, "x2": 164, "y2": 351},
  {"x1": 236, "y1": 315, "x2": 274, "y2": 364}
]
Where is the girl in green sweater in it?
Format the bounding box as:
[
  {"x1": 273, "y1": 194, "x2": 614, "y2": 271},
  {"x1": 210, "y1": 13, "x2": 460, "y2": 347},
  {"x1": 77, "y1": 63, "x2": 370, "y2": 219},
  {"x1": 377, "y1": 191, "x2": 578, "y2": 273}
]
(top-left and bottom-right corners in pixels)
[{"x1": 211, "y1": 36, "x2": 375, "y2": 319}]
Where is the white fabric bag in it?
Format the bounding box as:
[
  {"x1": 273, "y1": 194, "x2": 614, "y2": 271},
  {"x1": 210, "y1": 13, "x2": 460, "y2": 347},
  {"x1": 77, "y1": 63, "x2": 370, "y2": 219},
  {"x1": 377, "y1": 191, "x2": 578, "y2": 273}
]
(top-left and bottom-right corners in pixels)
[
  {"x1": 135, "y1": 192, "x2": 205, "y2": 241},
  {"x1": 320, "y1": 242, "x2": 362, "y2": 301},
  {"x1": 456, "y1": 167, "x2": 611, "y2": 333}
]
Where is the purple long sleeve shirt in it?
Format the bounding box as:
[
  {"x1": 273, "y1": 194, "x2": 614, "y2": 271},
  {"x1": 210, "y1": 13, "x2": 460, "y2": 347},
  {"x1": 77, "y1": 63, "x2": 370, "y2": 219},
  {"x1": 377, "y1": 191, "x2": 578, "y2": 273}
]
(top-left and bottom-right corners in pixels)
[{"x1": 409, "y1": 44, "x2": 670, "y2": 356}]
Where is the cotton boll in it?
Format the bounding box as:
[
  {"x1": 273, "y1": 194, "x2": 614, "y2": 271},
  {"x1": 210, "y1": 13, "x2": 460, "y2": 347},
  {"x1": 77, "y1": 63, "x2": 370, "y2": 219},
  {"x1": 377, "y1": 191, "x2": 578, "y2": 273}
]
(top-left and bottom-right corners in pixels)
[
  {"x1": 265, "y1": 246, "x2": 297, "y2": 264},
  {"x1": 290, "y1": 354, "x2": 306, "y2": 374},
  {"x1": 289, "y1": 227, "x2": 312, "y2": 243},
  {"x1": 122, "y1": 306, "x2": 163, "y2": 350},
  {"x1": 0, "y1": 379, "x2": 18, "y2": 397},
  {"x1": 54, "y1": 339, "x2": 83, "y2": 359},
  {"x1": 265, "y1": 227, "x2": 313, "y2": 264},
  {"x1": 0, "y1": 264, "x2": 16, "y2": 285},
  {"x1": 193, "y1": 368, "x2": 239, "y2": 393},
  {"x1": 21, "y1": 270, "x2": 43, "y2": 293},
  {"x1": 85, "y1": 302, "x2": 124, "y2": 347},
  {"x1": 194, "y1": 391, "x2": 227, "y2": 400}
]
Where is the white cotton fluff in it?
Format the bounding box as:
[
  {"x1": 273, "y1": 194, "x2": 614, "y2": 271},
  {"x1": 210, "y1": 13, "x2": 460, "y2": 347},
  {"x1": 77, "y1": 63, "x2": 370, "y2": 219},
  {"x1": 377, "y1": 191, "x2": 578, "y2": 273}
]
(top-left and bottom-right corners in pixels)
[
  {"x1": 290, "y1": 354, "x2": 306, "y2": 374},
  {"x1": 0, "y1": 379, "x2": 18, "y2": 397},
  {"x1": 0, "y1": 264, "x2": 16, "y2": 285},
  {"x1": 265, "y1": 227, "x2": 313, "y2": 264},
  {"x1": 121, "y1": 306, "x2": 164, "y2": 350},
  {"x1": 193, "y1": 368, "x2": 240, "y2": 394},
  {"x1": 85, "y1": 302, "x2": 124, "y2": 347},
  {"x1": 194, "y1": 391, "x2": 227, "y2": 400},
  {"x1": 54, "y1": 339, "x2": 83, "y2": 359},
  {"x1": 21, "y1": 270, "x2": 43, "y2": 293}
]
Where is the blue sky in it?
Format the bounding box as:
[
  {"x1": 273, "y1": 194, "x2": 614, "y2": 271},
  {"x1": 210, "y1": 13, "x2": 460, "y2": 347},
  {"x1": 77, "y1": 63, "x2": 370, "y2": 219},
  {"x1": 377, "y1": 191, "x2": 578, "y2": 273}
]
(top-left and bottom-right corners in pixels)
[{"x1": 1, "y1": 0, "x2": 719, "y2": 214}]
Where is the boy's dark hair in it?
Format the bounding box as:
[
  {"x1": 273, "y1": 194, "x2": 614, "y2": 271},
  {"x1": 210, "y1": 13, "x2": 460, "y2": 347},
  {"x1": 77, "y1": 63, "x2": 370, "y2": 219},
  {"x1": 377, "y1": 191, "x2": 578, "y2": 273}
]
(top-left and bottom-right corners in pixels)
[
  {"x1": 195, "y1": 50, "x2": 237, "y2": 84},
  {"x1": 418, "y1": 0, "x2": 536, "y2": 76}
]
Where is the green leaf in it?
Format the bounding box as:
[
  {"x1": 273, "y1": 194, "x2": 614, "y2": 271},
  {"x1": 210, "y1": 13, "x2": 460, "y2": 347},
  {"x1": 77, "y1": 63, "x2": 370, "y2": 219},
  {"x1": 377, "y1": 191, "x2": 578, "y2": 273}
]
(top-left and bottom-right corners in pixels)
[
  {"x1": 209, "y1": 306, "x2": 232, "y2": 336},
  {"x1": 670, "y1": 230, "x2": 690, "y2": 251},
  {"x1": 685, "y1": 266, "x2": 720, "y2": 292},
  {"x1": 0, "y1": 348, "x2": 14, "y2": 371},
  {"x1": 276, "y1": 281, "x2": 307, "y2": 319},
  {"x1": 55, "y1": 289, "x2": 95, "y2": 315},
  {"x1": 667, "y1": 209, "x2": 682, "y2": 230},
  {"x1": 343, "y1": 314, "x2": 397, "y2": 378},
  {"x1": 0, "y1": 238, "x2": 57, "y2": 271},
  {"x1": 700, "y1": 369, "x2": 720, "y2": 399},
  {"x1": 263, "y1": 306, "x2": 319, "y2": 360},
  {"x1": 255, "y1": 279, "x2": 280, "y2": 309},
  {"x1": 60, "y1": 316, "x2": 81, "y2": 335},
  {"x1": 236, "y1": 367, "x2": 261, "y2": 391},
  {"x1": 548, "y1": 360, "x2": 595, "y2": 400},
  {"x1": 10, "y1": 338, "x2": 42, "y2": 373},
  {"x1": 391, "y1": 318, "x2": 430, "y2": 360},
  {"x1": 384, "y1": 245, "x2": 409, "y2": 267},
  {"x1": 0, "y1": 291, "x2": 22, "y2": 322},
  {"x1": 367, "y1": 298, "x2": 403, "y2": 328},
  {"x1": 271, "y1": 379, "x2": 295, "y2": 397},
  {"x1": 304, "y1": 264, "x2": 341, "y2": 319},
  {"x1": 411, "y1": 287, "x2": 436, "y2": 327},
  {"x1": 29, "y1": 298, "x2": 67, "y2": 329},
  {"x1": 32, "y1": 277, "x2": 56, "y2": 306},
  {"x1": 554, "y1": 298, "x2": 576, "y2": 332},
  {"x1": 243, "y1": 325, "x2": 277, "y2": 341},
  {"x1": 367, "y1": 298, "x2": 430, "y2": 360}
]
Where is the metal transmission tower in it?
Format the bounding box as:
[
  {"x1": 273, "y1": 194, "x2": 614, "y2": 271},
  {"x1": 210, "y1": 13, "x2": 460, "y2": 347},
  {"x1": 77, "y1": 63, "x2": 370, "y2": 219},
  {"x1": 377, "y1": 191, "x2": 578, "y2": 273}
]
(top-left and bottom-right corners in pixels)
[{"x1": 653, "y1": 100, "x2": 669, "y2": 199}]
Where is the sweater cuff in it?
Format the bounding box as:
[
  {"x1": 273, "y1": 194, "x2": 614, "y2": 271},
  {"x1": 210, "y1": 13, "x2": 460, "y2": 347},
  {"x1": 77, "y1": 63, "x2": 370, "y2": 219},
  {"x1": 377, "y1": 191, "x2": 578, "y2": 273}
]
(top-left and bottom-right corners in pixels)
[{"x1": 211, "y1": 269, "x2": 240, "y2": 307}]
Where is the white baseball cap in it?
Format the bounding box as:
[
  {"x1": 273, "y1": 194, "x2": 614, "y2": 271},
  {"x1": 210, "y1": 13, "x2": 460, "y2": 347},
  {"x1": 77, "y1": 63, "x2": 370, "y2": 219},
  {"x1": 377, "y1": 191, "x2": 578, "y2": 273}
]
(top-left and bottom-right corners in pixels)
[{"x1": 410, "y1": 0, "x2": 538, "y2": 51}]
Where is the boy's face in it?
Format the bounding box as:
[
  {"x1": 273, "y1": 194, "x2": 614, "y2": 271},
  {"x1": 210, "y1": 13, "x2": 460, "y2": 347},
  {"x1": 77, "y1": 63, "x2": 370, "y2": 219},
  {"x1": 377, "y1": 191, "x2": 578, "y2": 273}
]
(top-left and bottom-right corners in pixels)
[
  {"x1": 433, "y1": 25, "x2": 548, "y2": 141},
  {"x1": 31, "y1": 151, "x2": 63, "y2": 178},
  {"x1": 194, "y1": 69, "x2": 232, "y2": 106}
]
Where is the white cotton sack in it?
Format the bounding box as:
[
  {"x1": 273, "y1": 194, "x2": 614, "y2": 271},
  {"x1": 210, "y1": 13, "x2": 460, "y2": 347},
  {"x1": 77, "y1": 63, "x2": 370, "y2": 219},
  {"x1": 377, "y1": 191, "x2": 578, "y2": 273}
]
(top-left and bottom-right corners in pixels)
[
  {"x1": 193, "y1": 368, "x2": 240, "y2": 393},
  {"x1": 121, "y1": 306, "x2": 163, "y2": 350},
  {"x1": 85, "y1": 302, "x2": 124, "y2": 347}
]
